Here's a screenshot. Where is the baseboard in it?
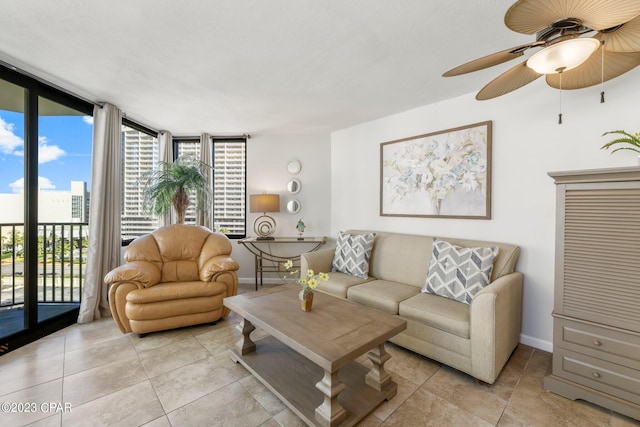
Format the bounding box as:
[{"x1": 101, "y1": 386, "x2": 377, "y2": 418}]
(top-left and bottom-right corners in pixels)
[
  {"x1": 238, "y1": 277, "x2": 287, "y2": 286},
  {"x1": 520, "y1": 333, "x2": 553, "y2": 352}
]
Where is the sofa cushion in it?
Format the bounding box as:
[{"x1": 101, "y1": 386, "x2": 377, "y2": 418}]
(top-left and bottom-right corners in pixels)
[
  {"x1": 331, "y1": 231, "x2": 375, "y2": 279},
  {"x1": 126, "y1": 294, "x2": 225, "y2": 321},
  {"x1": 423, "y1": 239, "x2": 499, "y2": 304},
  {"x1": 317, "y1": 272, "x2": 372, "y2": 298},
  {"x1": 347, "y1": 280, "x2": 420, "y2": 315},
  {"x1": 346, "y1": 230, "x2": 433, "y2": 288},
  {"x1": 399, "y1": 293, "x2": 470, "y2": 338},
  {"x1": 126, "y1": 281, "x2": 226, "y2": 304}
]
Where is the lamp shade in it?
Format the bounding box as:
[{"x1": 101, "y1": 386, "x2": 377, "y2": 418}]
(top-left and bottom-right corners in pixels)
[
  {"x1": 250, "y1": 194, "x2": 280, "y2": 213},
  {"x1": 527, "y1": 38, "x2": 600, "y2": 74}
]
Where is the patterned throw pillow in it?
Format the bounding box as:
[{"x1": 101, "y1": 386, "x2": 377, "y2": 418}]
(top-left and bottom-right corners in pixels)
[
  {"x1": 331, "y1": 232, "x2": 376, "y2": 279},
  {"x1": 422, "y1": 239, "x2": 499, "y2": 304}
]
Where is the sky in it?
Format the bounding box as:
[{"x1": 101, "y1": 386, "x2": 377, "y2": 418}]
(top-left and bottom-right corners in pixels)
[{"x1": 0, "y1": 111, "x2": 93, "y2": 193}]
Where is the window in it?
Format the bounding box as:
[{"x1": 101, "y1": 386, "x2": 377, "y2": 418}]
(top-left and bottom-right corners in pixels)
[
  {"x1": 174, "y1": 137, "x2": 246, "y2": 238},
  {"x1": 120, "y1": 121, "x2": 159, "y2": 240},
  {"x1": 212, "y1": 139, "x2": 246, "y2": 237}
]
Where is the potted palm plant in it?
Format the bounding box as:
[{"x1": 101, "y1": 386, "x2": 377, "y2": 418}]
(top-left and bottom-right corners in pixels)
[{"x1": 142, "y1": 156, "x2": 212, "y2": 224}]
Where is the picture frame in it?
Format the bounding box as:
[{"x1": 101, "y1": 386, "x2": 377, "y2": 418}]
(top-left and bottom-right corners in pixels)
[{"x1": 380, "y1": 121, "x2": 492, "y2": 219}]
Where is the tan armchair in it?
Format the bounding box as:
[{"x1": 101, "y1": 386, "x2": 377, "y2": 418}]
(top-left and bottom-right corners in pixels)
[{"x1": 105, "y1": 224, "x2": 239, "y2": 335}]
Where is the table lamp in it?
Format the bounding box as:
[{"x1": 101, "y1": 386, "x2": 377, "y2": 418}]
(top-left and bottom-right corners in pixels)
[{"x1": 250, "y1": 193, "x2": 280, "y2": 239}]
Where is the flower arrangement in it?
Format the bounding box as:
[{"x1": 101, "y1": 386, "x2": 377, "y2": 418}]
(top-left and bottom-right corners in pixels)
[
  {"x1": 284, "y1": 259, "x2": 328, "y2": 296},
  {"x1": 601, "y1": 130, "x2": 640, "y2": 154},
  {"x1": 383, "y1": 127, "x2": 487, "y2": 215}
]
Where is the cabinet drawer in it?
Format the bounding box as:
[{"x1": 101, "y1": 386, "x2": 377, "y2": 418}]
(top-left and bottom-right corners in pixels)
[
  {"x1": 554, "y1": 348, "x2": 640, "y2": 404},
  {"x1": 554, "y1": 317, "x2": 640, "y2": 369}
]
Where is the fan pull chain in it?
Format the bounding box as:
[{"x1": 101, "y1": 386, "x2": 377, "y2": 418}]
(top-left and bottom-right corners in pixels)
[
  {"x1": 600, "y1": 40, "x2": 605, "y2": 103},
  {"x1": 558, "y1": 69, "x2": 563, "y2": 125}
]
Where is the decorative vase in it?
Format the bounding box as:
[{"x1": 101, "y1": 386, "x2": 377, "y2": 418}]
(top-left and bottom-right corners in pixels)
[
  {"x1": 299, "y1": 290, "x2": 314, "y2": 312},
  {"x1": 432, "y1": 198, "x2": 442, "y2": 216}
]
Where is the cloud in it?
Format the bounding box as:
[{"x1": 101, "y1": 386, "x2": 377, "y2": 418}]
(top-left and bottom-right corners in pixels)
[
  {"x1": 9, "y1": 176, "x2": 57, "y2": 193},
  {"x1": 0, "y1": 118, "x2": 65, "y2": 163},
  {"x1": 83, "y1": 116, "x2": 93, "y2": 125},
  {"x1": 37, "y1": 136, "x2": 65, "y2": 163},
  {"x1": 0, "y1": 116, "x2": 24, "y2": 155}
]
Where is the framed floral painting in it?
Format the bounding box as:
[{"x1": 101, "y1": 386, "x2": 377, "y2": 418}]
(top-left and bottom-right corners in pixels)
[{"x1": 380, "y1": 121, "x2": 492, "y2": 219}]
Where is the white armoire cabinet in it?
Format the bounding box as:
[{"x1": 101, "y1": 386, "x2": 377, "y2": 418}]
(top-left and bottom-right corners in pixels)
[{"x1": 545, "y1": 167, "x2": 640, "y2": 421}]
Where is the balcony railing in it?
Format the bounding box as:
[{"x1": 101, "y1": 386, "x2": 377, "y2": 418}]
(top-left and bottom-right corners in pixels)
[{"x1": 0, "y1": 222, "x2": 87, "y2": 308}]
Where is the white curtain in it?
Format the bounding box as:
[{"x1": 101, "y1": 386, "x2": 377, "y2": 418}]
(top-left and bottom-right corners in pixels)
[
  {"x1": 158, "y1": 131, "x2": 173, "y2": 227},
  {"x1": 197, "y1": 133, "x2": 213, "y2": 229},
  {"x1": 78, "y1": 103, "x2": 122, "y2": 323}
]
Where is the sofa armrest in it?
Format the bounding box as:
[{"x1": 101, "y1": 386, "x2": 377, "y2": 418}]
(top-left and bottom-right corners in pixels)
[
  {"x1": 200, "y1": 255, "x2": 240, "y2": 282},
  {"x1": 104, "y1": 261, "x2": 161, "y2": 288},
  {"x1": 469, "y1": 272, "x2": 524, "y2": 383},
  {"x1": 301, "y1": 248, "x2": 334, "y2": 276}
]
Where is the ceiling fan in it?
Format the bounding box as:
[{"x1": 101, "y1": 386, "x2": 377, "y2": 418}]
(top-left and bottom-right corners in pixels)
[{"x1": 443, "y1": 0, "x2": 640, "y2": 101}]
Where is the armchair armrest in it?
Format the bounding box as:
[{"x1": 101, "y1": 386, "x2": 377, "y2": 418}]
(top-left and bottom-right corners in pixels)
[
  {"x1": 200, "y1": 255, "x2": 239, "y2": 318},
  {"x1": 469, "y1": 272, "x2": 524, "y2": 383},
  {"x1": 104, "y1": 261, "x2": 161, "y2": 288},
  {"x1": 301, "y1": 248, "x2": 335, "y2": 277},
  {"x1": 200, "y1": 255, "x2": 240, "y2": 282}
]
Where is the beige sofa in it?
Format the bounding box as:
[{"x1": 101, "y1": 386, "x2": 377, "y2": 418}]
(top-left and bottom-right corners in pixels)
[{"x1": 301, "y1": 230, "x2": 523, "y2": 384}]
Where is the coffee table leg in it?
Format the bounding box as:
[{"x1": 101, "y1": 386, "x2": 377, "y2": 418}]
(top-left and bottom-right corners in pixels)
[
  {"x1": 235, "y1": 317, "x2": 256, "y2": 355},
  {"x1": 365, "y1": 344, "x2": 396, "y2": 400},
  {"x1": 315, "y1": 370, "x2": 347, "y2": 427}
]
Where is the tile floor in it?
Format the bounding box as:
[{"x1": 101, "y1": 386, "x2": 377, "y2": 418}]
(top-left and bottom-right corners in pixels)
[{"x1": 1, "y1": 283, "x2": 639, "y2": 427}]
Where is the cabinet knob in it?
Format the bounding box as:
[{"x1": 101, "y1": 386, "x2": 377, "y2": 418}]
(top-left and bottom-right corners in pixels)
[
  {"x1": 593, "y1": 340, "x2": 601, "y2": 346},
  {"x1": 592, "y1": 372, "x2": 601, "y2": 379}
]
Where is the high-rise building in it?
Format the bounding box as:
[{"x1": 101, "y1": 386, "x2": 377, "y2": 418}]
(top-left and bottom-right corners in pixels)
[
  {"x1": 70, "y1": 181, "x2": 90, "y2": 223},
  {"x1": 213, "y1": 141, "x2": 246, "y2": 235},
  {"x1": 121, "y1": 127, "x2": 159, "y2": 240},
  {"x1": 176, "y1": 139, "x2": 246, "y2": 235}
]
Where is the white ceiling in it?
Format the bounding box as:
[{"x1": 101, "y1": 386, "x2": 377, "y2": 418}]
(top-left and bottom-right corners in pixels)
[{"x1": 0, "y1": 0, "x2": 532, "y2": 136}]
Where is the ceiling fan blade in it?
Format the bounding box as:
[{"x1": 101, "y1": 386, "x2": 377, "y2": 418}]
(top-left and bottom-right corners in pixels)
[
  {"x1": 505, "y1": 0, "x2": 640, "y2": 35},
  {"x1": 476, "y1": 61, "x2": 542, "y2": 100},
  {"x1": 443, "y1": 43, "x2": 539, "y2": 77},
  {"x1": 597, "y1": 15, "x2": 640, "y2": 52},
  {"x1": 546, "y1": 47, "x2": 640, "y2": 89}
]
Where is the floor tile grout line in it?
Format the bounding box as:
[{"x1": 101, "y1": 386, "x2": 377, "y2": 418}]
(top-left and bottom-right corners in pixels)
[
  {"x1": 236, "y1": 377, "x2": 276, "y2": 424},
  {"x1": 59, "y1": 331, "x2": 68, "y2": 426},
  {"x1": 59, "y1": 331, "x2": 154, "y2": 420},
  {"x1": 159, "y1": 371, "x2": 254, "y2": 424},
  {"x1": 494, "y1": 346, "x2": 536, "y2": 427},
  {"x1": 62, "y1": 352, "x2": 155, "y2": 415},
  {"x1": 0, "y1": 336, "x2": 68, "y2": 400},
  {"x1": 376, "y1": 360, "x2": 440, "y2": 424},
  {"x1": 130, "y1": 328, "x2": 240, "y2": 419}
]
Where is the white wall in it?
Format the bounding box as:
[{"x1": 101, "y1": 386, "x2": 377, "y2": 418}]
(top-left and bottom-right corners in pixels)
[
  {"x1": 330, "y1": 70, "x2": 640, "y2": 351},
  {"x1": 231, "y1": 133, "x2": 332, "y2": 284}
]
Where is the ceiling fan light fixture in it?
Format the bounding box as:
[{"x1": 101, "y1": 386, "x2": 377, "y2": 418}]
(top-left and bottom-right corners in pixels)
[{"x1": 526, "y1": 38, "x2": 600, "y2": 74}]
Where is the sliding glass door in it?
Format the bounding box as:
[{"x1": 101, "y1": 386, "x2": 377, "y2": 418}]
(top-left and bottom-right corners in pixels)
[
  {"x1": 0, "y1": 66, "x2": 93, "y2": 354},
  {"x1": 36, "y1": 96, "x2": 92, "y2": 324}
]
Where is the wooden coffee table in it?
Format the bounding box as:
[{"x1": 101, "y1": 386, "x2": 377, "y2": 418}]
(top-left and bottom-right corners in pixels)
[{"x1": 223, "y1": 284, "x2": 407, "y2": 427}]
